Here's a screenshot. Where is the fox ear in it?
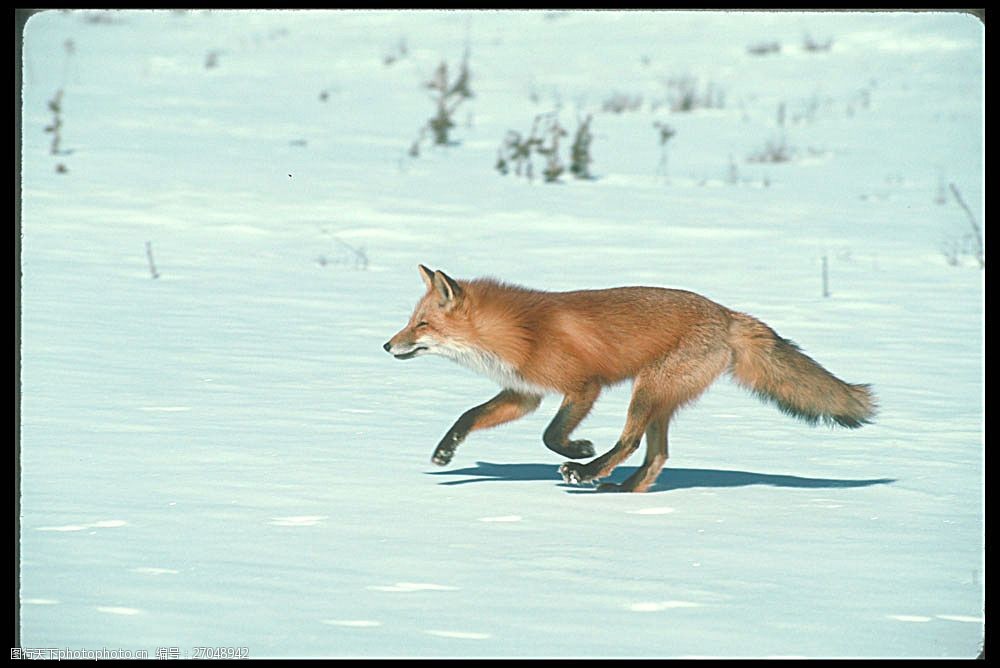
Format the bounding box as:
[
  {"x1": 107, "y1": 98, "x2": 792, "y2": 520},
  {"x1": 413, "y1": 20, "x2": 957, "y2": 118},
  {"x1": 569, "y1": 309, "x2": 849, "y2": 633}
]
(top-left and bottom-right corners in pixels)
[
  {"x1": 418, "y1": 264, "x2": 435, "y2": 289},
  {"x1": 432, "y1": 270, "x2": 463, "y2": 308}
]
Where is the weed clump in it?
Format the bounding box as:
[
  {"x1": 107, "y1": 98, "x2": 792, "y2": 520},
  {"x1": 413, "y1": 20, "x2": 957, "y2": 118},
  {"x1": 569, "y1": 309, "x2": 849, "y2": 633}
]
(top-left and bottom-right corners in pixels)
[
  {"x1": 803, "y1": 34, "x2": 833, "y2": 52},
  {"x1": 569, "y1": 115, "x2": 594, "y2": 180},
  {"x1": 748, "y1": 102, "x2": 793, "y2": 164},
  {"x1": 497, "y1": 114, "x2": 595, "y2": 183},
  {"x1": 44, "y1": 90, "x2": 64, "y2": 156},
  {"x1": 660, "y1": 77, "x2": 725, "y2": 113},
  {"x1": 747, "y1": 41, "x2": 781, "y2": 56},
  {"x1": 382, "y1": 38, "x2": 409, "y2": 66},
  {"x1": 410, "y1": 51, "x2": 473, "y2": 157},
  {"x1": 653, "y1": 121, "x2": 676, "y2": 177},
  {"x1": 602, "y1": 92, "x2": 643, "y2": 114},
  {"x1": 747, "y1": 138, "x2": 792, "y2": 164}
]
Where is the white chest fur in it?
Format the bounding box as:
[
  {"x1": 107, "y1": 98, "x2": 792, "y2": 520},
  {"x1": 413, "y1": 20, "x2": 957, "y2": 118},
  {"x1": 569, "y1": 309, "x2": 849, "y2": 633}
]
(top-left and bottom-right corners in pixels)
[{"x1": 436, "y1": 342, "x2": 552, "y2": 396}]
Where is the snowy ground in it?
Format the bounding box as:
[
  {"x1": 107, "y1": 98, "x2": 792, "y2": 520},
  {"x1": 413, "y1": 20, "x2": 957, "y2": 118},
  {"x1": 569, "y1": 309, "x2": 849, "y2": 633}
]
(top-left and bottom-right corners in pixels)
[{"x1": 18, "y1": 10, "x2": 983, "y2": 658}]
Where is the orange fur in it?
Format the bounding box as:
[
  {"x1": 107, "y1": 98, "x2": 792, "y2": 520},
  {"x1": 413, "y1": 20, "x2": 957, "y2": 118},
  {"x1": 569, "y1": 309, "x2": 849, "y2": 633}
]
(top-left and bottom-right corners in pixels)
[{"x1": 385, "y1": 266, "x2": 877, "y2": 493}]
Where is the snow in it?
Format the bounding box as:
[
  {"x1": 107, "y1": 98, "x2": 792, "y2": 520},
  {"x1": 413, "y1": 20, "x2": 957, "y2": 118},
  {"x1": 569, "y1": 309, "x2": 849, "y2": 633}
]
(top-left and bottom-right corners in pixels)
[{"x1": 18, "y1": 9, "x2": 983, "y2": 659}]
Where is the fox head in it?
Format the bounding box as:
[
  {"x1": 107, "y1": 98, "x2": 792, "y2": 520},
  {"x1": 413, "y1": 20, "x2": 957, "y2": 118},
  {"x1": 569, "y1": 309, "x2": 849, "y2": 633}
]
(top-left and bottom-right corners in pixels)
[{"x1": 383, "y1": 265, "x2": 468, "y2": 360}]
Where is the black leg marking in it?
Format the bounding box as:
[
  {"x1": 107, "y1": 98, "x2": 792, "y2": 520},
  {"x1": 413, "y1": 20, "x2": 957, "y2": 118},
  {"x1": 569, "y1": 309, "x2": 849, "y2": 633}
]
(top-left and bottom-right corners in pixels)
[
  {"x1": 549, "y1": 439, "x2": 595, "y2": 460},
  {"x1": 543, "y1": 398, "x2": 597, "y2": 459},
  {"x1": 431, "y1": 410, "x2": 478, "y2": 466},
  {"x1": 431, "y1": 431, "x2": 463, "y2": 466},
  {"x1": 430, "y1": 390, "x2": 541, "y2": 466}
]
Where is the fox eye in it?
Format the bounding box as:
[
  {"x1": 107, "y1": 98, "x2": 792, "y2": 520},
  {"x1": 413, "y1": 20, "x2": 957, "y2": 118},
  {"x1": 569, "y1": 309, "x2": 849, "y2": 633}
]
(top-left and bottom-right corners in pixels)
[{"x1": 416, "y1": 321, "x2": 429, "y2": 328}]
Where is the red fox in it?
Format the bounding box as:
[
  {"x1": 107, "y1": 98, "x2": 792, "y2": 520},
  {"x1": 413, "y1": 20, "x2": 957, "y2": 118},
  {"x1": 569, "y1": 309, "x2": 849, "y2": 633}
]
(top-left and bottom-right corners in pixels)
[{"x1": 384, "y1": 265, "x2": 876, "y2": 493}]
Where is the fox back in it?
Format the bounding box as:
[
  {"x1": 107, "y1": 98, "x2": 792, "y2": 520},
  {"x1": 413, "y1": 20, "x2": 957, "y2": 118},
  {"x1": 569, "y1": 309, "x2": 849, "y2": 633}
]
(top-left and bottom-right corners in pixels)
[{"x1": 384, "y1": 266, "x2": 734, "y2": 395}]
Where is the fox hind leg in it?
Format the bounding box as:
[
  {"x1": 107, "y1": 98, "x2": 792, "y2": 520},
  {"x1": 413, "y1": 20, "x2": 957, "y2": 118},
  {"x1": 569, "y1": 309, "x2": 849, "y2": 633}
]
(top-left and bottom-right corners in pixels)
[
  {"x1": 432, "y1": 390, "x2": 542, "y2": 466},
  {"x1": 543, "y1": 382, "x2": 601, "y2": 459},
  {"x1": 560, "y1": 343, "x2": 729, "y2": 492},
  {"x1": 597, "y1": 412, "x2": 670, "y2": 493},
  {"x1": 559, "y1": 385, "x2": 656, "y2": 485}
]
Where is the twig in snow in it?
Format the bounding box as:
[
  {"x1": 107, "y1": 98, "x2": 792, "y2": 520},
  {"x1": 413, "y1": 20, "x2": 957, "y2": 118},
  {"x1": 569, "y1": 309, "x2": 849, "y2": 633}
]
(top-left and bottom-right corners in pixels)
[
  {"x1": 145, "y1": 241, "x2": 160, "y2": 279},
  {"x1": 949, "y1": 183, "x2": 984, "y2": 269},
  {"x1": 821, "y1": 254, "x2": 830, "y2": 298},
  {"x1": 328, "y1": 236, "x2": 368, "y2": 270},
  {"x1": 45, "y1": 90, "x2": 64, "y2": 156}
]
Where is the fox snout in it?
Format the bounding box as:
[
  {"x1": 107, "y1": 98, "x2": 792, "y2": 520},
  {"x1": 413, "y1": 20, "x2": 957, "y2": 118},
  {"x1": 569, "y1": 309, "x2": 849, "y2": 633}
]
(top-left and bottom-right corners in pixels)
[{"x1": 384, "y1": 334, "x2": 428, "y2": 360}]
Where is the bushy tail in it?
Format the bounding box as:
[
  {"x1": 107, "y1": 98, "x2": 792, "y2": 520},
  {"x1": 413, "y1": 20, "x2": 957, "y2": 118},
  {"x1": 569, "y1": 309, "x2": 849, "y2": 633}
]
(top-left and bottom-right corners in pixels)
[{"x1": 727, "y1": 311, "x2": 876, "y2": 428}]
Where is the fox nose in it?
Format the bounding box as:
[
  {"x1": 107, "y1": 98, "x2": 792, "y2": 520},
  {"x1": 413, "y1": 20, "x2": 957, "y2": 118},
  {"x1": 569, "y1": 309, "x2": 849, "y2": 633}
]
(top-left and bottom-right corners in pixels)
[{"x1": 383, "y1": 341, "x2": 392, "y2": 352}]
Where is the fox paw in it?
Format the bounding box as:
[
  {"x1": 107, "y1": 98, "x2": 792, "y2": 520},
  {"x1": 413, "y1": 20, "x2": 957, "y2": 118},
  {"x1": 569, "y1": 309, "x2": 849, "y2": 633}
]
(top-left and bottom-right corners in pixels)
[
  {"x1": 565, "y1": 439, "x2": 595, "y2": 459},
  {"x1": 559, "y1": 462, "x2": 597, "y2": 485},
  {"x1": 548, "y1": 439, "x2": 595, "y2": 460},
  {"x1": 431, "y1": 447, "x2": 454, "y2": 467}
]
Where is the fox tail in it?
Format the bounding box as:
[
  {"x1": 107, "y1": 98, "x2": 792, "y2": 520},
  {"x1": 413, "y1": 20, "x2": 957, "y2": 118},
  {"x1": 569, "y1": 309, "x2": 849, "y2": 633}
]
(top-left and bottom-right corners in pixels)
[{"x1": 727, "y1": 311, "x2": 877, "y2": 428}]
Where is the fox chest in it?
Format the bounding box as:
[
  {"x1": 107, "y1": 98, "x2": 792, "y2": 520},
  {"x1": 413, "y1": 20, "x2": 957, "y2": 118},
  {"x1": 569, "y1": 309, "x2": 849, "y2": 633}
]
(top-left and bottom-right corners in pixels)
[{"x1": 438, "y1": 343, "x2": 552, "y2": 396}]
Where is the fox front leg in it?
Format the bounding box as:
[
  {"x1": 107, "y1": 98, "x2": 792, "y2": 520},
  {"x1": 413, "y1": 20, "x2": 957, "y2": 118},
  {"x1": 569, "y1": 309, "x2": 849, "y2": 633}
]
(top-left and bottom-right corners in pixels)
[
  {"x1": 431, "y1": 390, "x2": 542, "y2": 466},
  {"x1": 542, "y1": 383, "x2": 601, "y2": 460}
]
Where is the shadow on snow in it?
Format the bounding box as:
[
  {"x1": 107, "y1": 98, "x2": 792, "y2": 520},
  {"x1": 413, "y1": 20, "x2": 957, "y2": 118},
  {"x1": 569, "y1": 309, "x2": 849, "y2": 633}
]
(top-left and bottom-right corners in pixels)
[{"x1": 426, "y1": 461, "x2": 895, "y2": 494}]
